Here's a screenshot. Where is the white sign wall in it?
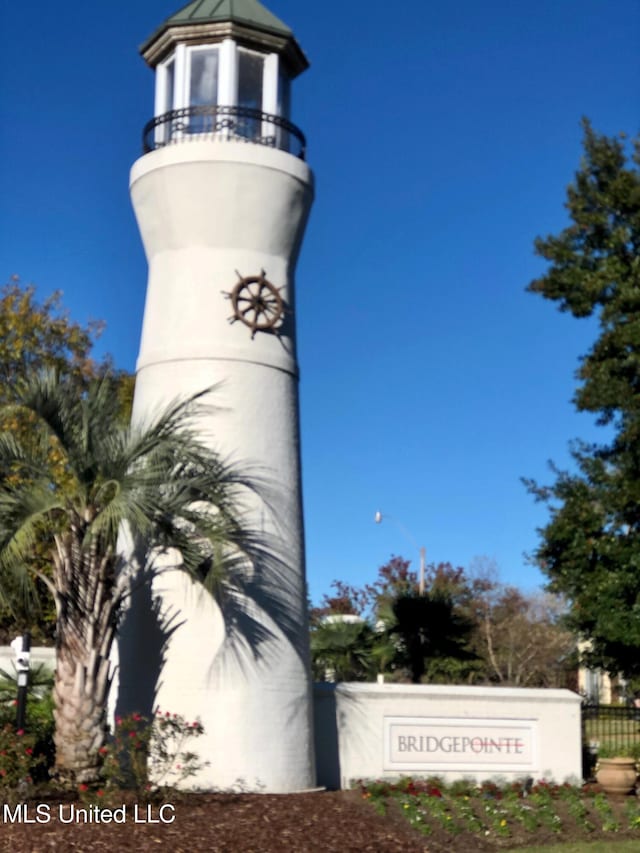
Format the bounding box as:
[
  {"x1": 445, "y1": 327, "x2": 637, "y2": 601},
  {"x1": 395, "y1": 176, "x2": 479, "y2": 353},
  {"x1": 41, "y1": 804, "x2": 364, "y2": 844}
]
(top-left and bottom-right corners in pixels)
[{"x1": 313, "y1": 682, "x2": 582, "y2": 788}]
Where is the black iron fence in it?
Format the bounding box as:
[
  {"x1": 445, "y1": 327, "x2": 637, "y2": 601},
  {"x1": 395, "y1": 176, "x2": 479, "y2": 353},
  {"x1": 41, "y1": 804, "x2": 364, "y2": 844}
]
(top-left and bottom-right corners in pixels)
[
  {"x1": 142, "y1": 105, "x2": 306, "y2": 159},
  {"x1": 582, "y1": 702, "x2": 640, "y2": 777}
]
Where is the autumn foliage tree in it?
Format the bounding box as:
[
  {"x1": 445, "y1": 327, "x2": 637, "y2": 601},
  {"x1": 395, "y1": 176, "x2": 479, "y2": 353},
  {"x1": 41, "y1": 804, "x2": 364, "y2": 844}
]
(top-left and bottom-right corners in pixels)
[
  {"x1": 0, "y1": 278, "x2": 102, "y2": 385},
  {"x1": 0, "y1": 278, "x2": 133, "y2": 641},
  {"x1": 311, "y1": 558, "x2": 478, "y2": 685},
  {"x1": 370, "y1": 560, "x2": 478, "y2": 684},
  {"x1": 311, "y1": 557, "x2": 575, "y2": 686}
]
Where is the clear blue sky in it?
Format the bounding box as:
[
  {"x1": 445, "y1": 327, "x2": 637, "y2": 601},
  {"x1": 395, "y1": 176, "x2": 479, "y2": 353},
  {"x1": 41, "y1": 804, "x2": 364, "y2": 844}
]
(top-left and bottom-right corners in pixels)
[{"x1": 1, "y1": 1, "x2": 638, "y2": 604}]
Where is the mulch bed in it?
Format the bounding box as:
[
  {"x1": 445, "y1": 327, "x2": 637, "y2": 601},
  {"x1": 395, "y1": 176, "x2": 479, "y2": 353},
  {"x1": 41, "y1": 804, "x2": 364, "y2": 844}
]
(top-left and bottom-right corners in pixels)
[
  {"x1": 0, "y1": 789, "x2": 639, "y2": 852},
  {"x1": 0, "y1": 791, "x2": 428, "y2": 853}
]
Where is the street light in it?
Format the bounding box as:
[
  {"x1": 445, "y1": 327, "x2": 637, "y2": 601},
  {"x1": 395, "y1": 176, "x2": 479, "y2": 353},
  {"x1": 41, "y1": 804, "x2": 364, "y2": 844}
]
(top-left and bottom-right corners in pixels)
[{"x1": 374, "y1": 511, "x2": 426, "y2": 595}]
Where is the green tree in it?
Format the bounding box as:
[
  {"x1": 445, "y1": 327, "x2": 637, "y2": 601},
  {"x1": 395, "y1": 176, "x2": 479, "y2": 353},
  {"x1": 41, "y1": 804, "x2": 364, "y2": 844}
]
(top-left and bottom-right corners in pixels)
[
  {"x1": 525, "y1": 121, "x2": 640, "y2": 677},
  {"x1": 370, "y1": 559, "x2": 478, "y2": 683},
  {"x1": 0, "y1": 279, "x2": 134, "y2": 642},
  {"x1": 385, "y1": 590, "x2": 476, "y2": 684},
  {"x1": 0, "y1": 371, "x2": 278, "y2": 784},
  {"x1": 309, "y1": 580, "x2": 377, "y2": 682},
  {"x1": 310, "y1": 618, "x2": 377, "y2": 682},
  {"x1": 311, "y1": 558, "x2": 479, "y2": 684}
]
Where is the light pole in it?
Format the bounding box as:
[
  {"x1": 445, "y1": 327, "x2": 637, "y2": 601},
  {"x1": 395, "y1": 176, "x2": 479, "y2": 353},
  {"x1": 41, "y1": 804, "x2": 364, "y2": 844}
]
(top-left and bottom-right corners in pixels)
[
  {"x1": 11, "y1": 633, "x2": 30, "y2": 730},
  {"x1": 374, "y1": 511, "x2": 426, "y2": 595}
]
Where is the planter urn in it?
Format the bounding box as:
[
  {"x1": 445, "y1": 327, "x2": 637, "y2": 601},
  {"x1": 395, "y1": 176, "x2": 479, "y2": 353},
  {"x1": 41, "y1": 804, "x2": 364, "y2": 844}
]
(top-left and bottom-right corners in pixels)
[{"x1": 596, "y1": 757, "x2": 638, "y2": 795}]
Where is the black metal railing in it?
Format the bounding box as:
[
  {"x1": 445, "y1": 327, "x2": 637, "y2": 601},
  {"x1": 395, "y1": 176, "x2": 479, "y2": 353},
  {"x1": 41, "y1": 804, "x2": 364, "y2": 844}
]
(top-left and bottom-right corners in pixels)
[
  {"x1": 142, "y1": 105, "x2": 306, "y2": 159},
  {"x1": 582, "y1": 702, "x2": 640, "y2": 777}
]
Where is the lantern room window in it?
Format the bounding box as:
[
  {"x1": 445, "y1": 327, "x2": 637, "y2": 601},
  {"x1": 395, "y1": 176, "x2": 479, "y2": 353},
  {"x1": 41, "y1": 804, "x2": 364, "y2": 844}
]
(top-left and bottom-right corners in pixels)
[
  {"x1": 238, "y1": 49, "x2": 264, "y2": 112},
  {"x1": 278, "y1": 70, "x2": 291, "y2": 122},
  {"x1": 189, "y1": 47, "x2": 220, "y2": 107},
  {"x1": 155, "y1": 43, "x2": 279, "y2": 117},
  {"x1": 147, "y1": 38, "x2": 304, "y2": 157},
  {"x1": 164, "y1": 59, "x2": 175, "y2": 114}
]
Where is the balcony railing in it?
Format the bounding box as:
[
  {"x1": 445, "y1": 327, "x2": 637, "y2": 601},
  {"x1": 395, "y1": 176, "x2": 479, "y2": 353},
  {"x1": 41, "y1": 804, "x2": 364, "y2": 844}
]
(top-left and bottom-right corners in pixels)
[{"x1": 142, "y1": 105, "x2": 306, "y2": 159}]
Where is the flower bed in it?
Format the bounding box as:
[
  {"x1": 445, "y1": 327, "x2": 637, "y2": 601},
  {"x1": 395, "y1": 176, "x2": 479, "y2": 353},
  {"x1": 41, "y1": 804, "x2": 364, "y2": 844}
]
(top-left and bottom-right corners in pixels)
[{"x1": 359, "y1": 776, "x2": 640, "y2": 849}]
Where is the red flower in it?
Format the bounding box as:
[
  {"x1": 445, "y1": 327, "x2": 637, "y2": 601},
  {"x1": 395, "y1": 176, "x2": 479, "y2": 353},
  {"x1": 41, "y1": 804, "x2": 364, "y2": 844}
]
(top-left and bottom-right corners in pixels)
[
  {"x1": 16, "y1": 729, "x2": 24, "y2": 737},
  {"x1": 78, "y1": 783, "x2": 88, "y2": 792},
  {"x1": 97, "y1": 789, "x2": 104, "y2": 797},
  {"x1": 25, "y1": 748, "x2": 33, "y2": 756}
]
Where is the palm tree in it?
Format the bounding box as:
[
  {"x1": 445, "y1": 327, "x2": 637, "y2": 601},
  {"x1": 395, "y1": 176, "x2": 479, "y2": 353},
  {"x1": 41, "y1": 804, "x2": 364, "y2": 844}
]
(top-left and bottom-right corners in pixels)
[
  {"x1": 388, "y1": 592, "x2": 476, "y2": 683},
  {"x1": 310, "y1": 617, "x2": 377, "y2": 682},
  {"x1": 0, "y1": 371, "x2": 280, "y2": 784}
]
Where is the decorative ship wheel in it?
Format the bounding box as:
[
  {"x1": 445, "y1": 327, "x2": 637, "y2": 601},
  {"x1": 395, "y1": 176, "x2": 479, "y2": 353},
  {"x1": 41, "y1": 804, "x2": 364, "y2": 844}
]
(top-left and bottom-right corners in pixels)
[{"x1": 224, "y1": 269, "x2": 285, "y2": 338}]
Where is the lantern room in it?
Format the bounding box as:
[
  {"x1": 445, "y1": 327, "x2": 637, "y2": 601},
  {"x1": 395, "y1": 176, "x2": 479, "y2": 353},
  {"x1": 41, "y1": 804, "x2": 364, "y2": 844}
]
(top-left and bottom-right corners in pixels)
[{"x1": 140, "y1": 0, "x2": 309, "y2": 157}]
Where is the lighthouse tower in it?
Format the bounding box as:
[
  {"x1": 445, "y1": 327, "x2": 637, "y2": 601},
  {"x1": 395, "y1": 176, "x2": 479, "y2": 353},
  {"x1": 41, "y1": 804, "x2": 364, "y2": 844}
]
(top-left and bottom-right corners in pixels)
[{"x1": 118, "y1": 0, "x2": 315, "y2": 792}]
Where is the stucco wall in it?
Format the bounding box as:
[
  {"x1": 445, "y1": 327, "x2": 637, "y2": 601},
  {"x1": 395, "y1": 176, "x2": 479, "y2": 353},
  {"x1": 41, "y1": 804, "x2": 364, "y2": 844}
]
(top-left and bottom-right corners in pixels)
[
  {"x1": 117, "y1": 140, "x2": 316, "y2": 792},
  {"x1": 314, "y1": 682, "x2": 582, "y2": 789}
]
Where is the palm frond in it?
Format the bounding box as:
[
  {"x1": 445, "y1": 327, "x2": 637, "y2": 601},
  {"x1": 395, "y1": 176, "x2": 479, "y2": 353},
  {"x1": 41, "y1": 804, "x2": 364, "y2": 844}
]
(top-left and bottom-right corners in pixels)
[
  {"x1": 0, "y1": 479, "x2": 63, "y2": 612},
  {"x1": 0, "y1": 369, "x2": 306, "y2": 749}
]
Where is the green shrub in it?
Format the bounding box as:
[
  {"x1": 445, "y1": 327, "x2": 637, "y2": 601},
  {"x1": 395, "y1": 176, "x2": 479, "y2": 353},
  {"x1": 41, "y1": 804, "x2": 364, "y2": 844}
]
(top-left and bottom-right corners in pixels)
[
  {"x1": 0, "y1": 724, "x2": 45, "y2": 802},
  {"x1": 100, "y1": 709, "x2": 207, "y2": 798}
]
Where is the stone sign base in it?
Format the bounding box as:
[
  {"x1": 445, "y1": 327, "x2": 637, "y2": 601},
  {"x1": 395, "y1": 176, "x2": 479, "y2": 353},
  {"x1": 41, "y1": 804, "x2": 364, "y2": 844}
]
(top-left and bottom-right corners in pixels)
[{"x1": 313, "y1": 682, "x2": 582, "y2": 790}]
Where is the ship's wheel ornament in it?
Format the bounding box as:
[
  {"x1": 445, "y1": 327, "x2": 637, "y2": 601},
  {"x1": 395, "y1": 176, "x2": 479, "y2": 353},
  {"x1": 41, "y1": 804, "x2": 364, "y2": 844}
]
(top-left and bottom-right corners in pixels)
[{"x1": 223, "y1": 270, "x2": 285, "y2": 338}]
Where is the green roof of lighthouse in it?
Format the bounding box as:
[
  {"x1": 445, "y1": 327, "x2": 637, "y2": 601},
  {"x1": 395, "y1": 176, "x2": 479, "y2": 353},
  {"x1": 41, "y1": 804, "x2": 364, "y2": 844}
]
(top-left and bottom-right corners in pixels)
[
  {"x1": 140, "y1": 0, "x2": 308, "y2": 75},
  {"x1": 165, "y1": 0, "x2": 292, "y2": 37}
]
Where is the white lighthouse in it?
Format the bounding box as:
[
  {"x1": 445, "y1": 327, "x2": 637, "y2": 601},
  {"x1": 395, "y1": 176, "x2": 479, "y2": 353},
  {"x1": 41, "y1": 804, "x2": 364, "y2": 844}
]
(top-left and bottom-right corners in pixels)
[{"x1": 117, "y1": 0, "x2": 315, "y2": 792}]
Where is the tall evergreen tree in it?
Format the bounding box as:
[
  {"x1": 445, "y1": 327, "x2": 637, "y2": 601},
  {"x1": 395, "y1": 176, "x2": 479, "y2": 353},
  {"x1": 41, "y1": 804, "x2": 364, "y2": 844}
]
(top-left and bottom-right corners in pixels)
[{"x1": 525, "y1": 121, "x2": 640, "y2": 676}]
